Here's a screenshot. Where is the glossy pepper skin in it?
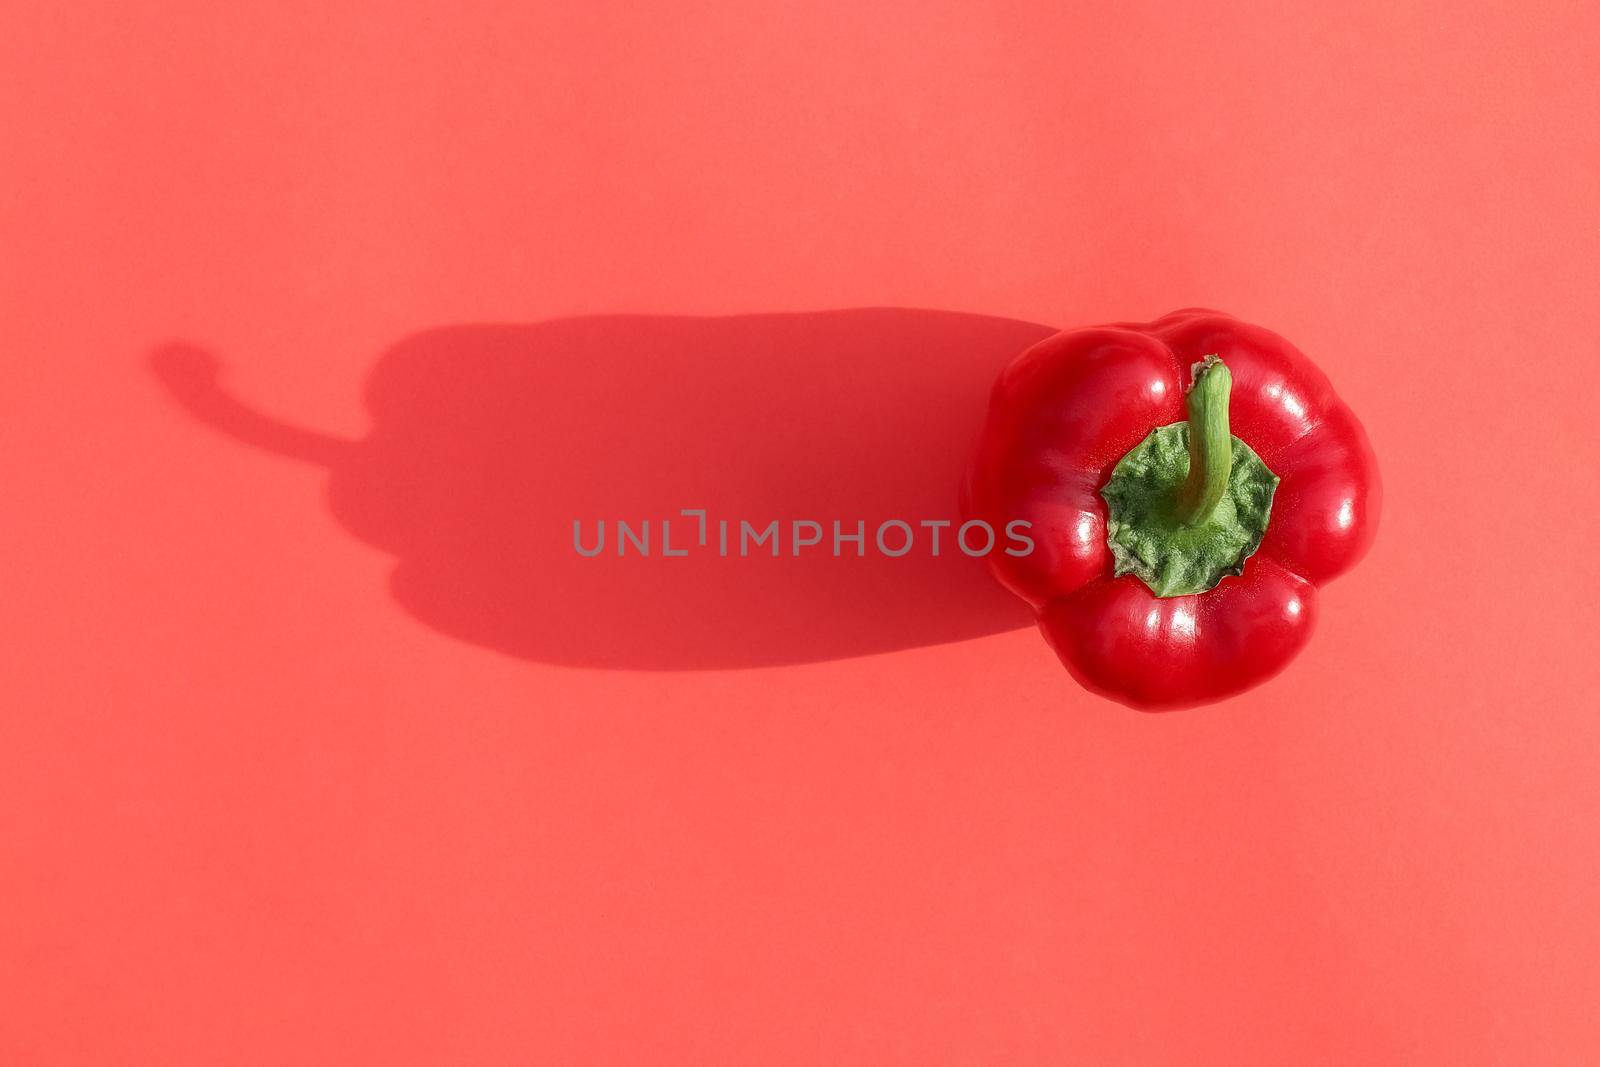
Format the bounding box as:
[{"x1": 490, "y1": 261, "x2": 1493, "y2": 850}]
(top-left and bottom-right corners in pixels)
[{"x1": 965, "y1": 309, "x2": 1380, "y2": 709}]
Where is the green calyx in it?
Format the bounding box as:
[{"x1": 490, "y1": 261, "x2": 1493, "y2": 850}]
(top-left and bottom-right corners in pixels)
[{"x1": 1101, "y1": 356, "x2": 1279, "y2": 597}]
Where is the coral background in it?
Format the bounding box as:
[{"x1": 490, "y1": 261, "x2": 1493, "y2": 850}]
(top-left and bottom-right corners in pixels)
[{"x1": 4, "y1": 1, "x2": 1597, "y2": 1062}]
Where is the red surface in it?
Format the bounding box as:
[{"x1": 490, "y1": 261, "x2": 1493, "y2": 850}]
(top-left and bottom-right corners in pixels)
[{"x1": 4, "y1": 2, "x2": 1598, "y2": 1063}]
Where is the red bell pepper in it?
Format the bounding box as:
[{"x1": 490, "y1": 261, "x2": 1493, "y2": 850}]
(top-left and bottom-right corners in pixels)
[{"x1": 965, "y1": 308, "x2": 1379, "y2": 709}]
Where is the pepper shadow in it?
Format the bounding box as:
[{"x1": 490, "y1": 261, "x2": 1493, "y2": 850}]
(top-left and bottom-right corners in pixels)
[{"x1": 149, "y1": 308, "x2": 1050, "y2": 668}]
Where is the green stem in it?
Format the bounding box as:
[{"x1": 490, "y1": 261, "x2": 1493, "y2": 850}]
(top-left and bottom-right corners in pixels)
[{"x1": 1173, "y1": 355, "x2": 1233, "y2": 525}]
